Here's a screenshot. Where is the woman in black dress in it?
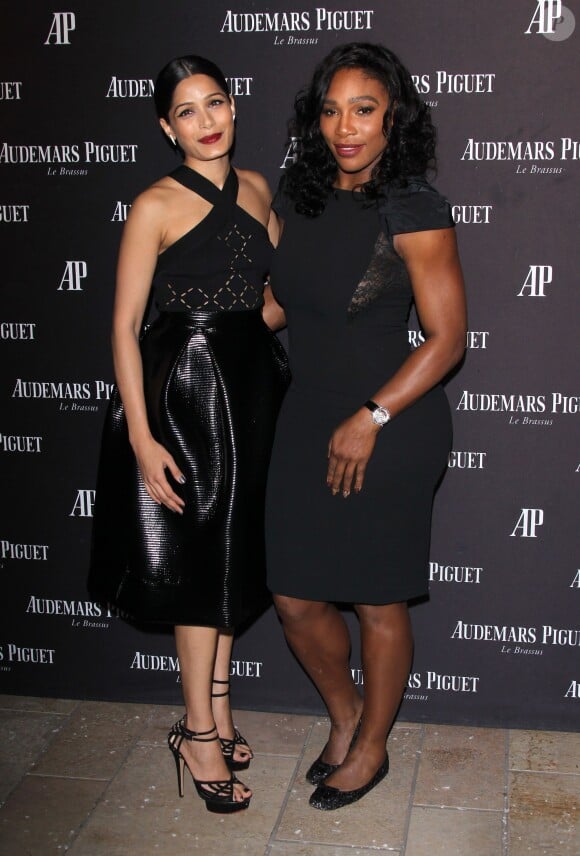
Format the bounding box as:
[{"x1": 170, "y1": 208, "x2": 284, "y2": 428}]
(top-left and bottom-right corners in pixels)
[
  {"x1": 89, "y1": 56, "x2": 288, "y2": 813},
  {"x1": 264, "y1": 43, "x2": 466, "y2": 810}
]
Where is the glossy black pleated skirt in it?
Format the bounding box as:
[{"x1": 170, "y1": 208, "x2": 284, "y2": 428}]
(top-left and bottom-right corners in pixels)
[{"x1": 88, "y1": 309, "x2": 289, "y2": 627}]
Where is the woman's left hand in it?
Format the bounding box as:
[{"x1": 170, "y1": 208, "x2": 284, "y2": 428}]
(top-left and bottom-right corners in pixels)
[{"x1": 327, "y1": 409, "x2": 380, "y2": 497}]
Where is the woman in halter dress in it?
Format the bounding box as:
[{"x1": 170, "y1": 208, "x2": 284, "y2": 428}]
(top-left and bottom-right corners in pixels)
[{"x1": 89, "y1": 56, "x2": 288, "y2": 814}]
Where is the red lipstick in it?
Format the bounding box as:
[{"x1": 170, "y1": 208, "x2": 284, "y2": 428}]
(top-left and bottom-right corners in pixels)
[{"x1": 199, "y1": 133, "x2": 222, "y2": 145}]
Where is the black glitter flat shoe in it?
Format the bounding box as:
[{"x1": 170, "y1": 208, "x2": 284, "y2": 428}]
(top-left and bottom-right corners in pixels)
[
  {"x1": 309, "y1": 753, "x2": 389, "y2": 811},
  {"x1": 305, "y1": 716, "x2": 362, "y2": 785}
]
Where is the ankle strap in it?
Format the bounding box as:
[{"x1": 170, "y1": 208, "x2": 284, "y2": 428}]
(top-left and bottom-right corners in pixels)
[
  {"x1": 211, "y1": 678, "x2": 230, "y2": 698},
  {"x1": 177, "y1": 717, "x2": 218, "y2": 742}
]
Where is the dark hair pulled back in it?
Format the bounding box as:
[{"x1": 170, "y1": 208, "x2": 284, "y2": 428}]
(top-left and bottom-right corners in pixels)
[{"x1": 154, "y1": 55, "x2": 229, "y2": 120}]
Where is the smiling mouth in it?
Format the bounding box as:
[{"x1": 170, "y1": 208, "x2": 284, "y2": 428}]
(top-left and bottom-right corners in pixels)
[{"x1": 199, "y1": 133, "x2": 223, "y2": 145}]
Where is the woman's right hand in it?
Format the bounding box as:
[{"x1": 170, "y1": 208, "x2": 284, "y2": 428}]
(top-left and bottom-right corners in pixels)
[
  {"x1": 262, "y1": 283, "x2": 286, "y2": 331},
  {"x1": 132, "y1": 437, "x2": 186, "y2": 514}
]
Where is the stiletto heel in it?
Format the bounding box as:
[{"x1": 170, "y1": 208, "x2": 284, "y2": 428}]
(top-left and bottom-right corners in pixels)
[
  {"x1": 167, "y1": 716, "x2": 251, "y2": 813},
  {"x1": 172, "y1": 745, "x2": 186, "y2": 797},
  {"x1": 212, "y1": 679, "x2": 253, "y2": 771}
]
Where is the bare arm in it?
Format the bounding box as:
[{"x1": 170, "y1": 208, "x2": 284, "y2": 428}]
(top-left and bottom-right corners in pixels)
[
  {"x1": 112, "y1": 192, "x2": 185, "y2": 513},
  {"x1": 327, "y1": 227, "x2": 466, "y2": 496}
]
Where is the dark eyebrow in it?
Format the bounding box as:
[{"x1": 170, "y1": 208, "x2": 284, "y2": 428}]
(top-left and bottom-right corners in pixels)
[
  {"x1": 322, "y1": 95, "x2": 380, "y2": 105},
  {"x1": 173, "y1": 92, "x2": 226, "y2": 112}
]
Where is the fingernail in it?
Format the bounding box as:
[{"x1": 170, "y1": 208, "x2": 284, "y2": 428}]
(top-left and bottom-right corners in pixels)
[
  {"x1": 332, "y1": 489, "x2": 338, "y2": 496},
  {"x1": 179, "y1": 475, "x2": 186, "y2": 484},
  {"x1": 343, "y1": 490, "x2": 350, "y2": 498}
]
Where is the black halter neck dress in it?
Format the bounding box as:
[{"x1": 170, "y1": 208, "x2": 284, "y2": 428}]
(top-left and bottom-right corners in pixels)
[{"x1": 89, "y1": 166, "x2": 289, "y2": 627}]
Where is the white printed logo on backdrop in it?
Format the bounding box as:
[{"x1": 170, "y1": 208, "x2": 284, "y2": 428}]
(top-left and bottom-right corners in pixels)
[
  {"x1": 0, "y1": 643, "x2": 56, "y2": 667},
  {"x1": 412, "y1": 71, "x2": 495, "y2": 108},
  {"x1": 0, "y1": 322, "x2": 36, "y2": 340},
  {"x1": 525, "y1": 1, "x2": 576, "y2": 40},
  {"x1": 0, "y1": 204, "x2": 29, "y2": 223},
  {"x1": 456, "y1": 392, "x2": 579, "y2": 427},
  {"x1": 221, "y1": 8, "x2": 374, "y2": 46},
  {"x1": 70, "y1": 489, "x2": 96, "y2": 518},
  {"x1": 44, "y1": 12, "x2": 76, "y2": 45},
  {"x1": 0, "y1": 82, "x2": 23, "y2": 100},
  {"x1": 510, "y1": 508, "x2": 544, "y2": 538},
  {"x1": 518, "y1": 265, "x2": 553, "y2": 297},
  {"x1": 57, "y1": 261, "x2": 87, "y2": 292}
]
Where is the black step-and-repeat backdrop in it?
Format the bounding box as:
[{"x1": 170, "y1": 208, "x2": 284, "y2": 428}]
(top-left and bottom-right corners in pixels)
[{"x1": 1, "y1": 1, "x2": 578, "y2": 731}]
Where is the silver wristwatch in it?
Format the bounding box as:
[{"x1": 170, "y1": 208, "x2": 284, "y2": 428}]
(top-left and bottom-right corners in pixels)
[{"x1": 364, "y1": 399, "x2": 391, "y2": 427}]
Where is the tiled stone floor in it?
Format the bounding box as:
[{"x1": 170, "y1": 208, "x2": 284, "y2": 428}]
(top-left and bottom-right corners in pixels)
[{"x1": 0, "y1": 695, "x2": 577, "y2": 855}]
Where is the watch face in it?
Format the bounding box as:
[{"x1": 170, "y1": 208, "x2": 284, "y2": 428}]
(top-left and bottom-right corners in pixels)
[{"x1": 372, "y1": 407, "x2": 390, "y2": 425}]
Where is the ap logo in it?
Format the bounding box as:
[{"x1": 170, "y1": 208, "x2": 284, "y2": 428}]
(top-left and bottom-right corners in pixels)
[{"x1": 525, "y1": 2, "x2": 576, "y2": 40}]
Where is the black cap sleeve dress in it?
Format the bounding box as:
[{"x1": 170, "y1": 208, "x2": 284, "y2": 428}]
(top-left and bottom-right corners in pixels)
[{"x1": 265, "y1": 177, "x2": 454, "y2": 604}]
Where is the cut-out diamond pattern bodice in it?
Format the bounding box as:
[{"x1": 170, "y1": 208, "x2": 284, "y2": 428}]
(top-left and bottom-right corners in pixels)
[{"x1": 152, "y1": 166, "x2": 272, "y2": 313}]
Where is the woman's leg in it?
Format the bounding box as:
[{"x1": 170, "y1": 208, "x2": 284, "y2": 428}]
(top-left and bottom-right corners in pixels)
[
  {"x1": 211, "y1": 629, "x2": 252, "y2": 765},
  {"x1": 323, "y1": 601, "x2": 413, "y2": 791},
  {"x1": 174, "y1": 624, "x2": 251, "y2": 801},
  {"x1": 274, "y1": 594, "x2": 362, "y2": 764}
]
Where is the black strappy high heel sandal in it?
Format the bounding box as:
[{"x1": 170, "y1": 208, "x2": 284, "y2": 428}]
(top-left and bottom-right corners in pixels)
[
  {"x1": 212, "y1": 679, "x2": 254, "y2": 771},
  {"x1": 167, "y1": 717, "x2": 251, "y2": 814}
]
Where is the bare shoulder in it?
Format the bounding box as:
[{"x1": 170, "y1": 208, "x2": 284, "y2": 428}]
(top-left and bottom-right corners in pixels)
[
  {"x1": 130, "y1": 180, "x2": 168, "y2": 215},
  {"x1": 235, "y1": 168, "x2": 272, "y2": 205},
  {"x1": 127, "y1": 176, "x2": 179, "y2": 225}
]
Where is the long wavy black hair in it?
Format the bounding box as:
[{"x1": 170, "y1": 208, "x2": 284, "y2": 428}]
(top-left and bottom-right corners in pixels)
[{"x1": 284, "y1": 43, "x2": 436, "y2": 216}]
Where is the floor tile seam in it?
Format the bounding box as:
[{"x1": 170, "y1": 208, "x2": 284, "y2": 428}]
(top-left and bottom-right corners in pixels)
[
  {"x1": 26, "y1": 771, "x2": 110, "y2": 782},
  {"x1": 411, "y1": 802, "x2": 504, "y2": 813},
  {"x1": 0, "y1": 777, "x2": 26, "y2": 811},
  {"x1": 52, "y1": 736, "x2": 144, "y2": 854},
  {"x1": 59, "y1": 780, "x2": 116, "y2": 856},
  {"x1": 507, "y1": 728, "x2": 579, "y2": 737},
  {"x1": 508, "y1": 768, "x2": 580, "y2": 777},
  {"x1": 272, "y1": 836, "x2": 401, "y2": 852},
  {"x1": 0, "y1": 704, "x2": 79, "y2": 803},
  {"x1": 0, "y1": 706, "x2": 75, "y2": 716},
  {"x1": 29, "y1": 728, "x2": 147, "y2": 785},
  {"x1": 399, "y1": 722, "x2": 424, "y2": 856},
  {"x1": 266, "y1": 717, "x2": 317, "y2": 851}
]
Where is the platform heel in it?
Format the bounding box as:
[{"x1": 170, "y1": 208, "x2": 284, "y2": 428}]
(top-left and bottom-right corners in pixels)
[{"x1": 167, "y1": 716, "x2": 251, "y2": 814}]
